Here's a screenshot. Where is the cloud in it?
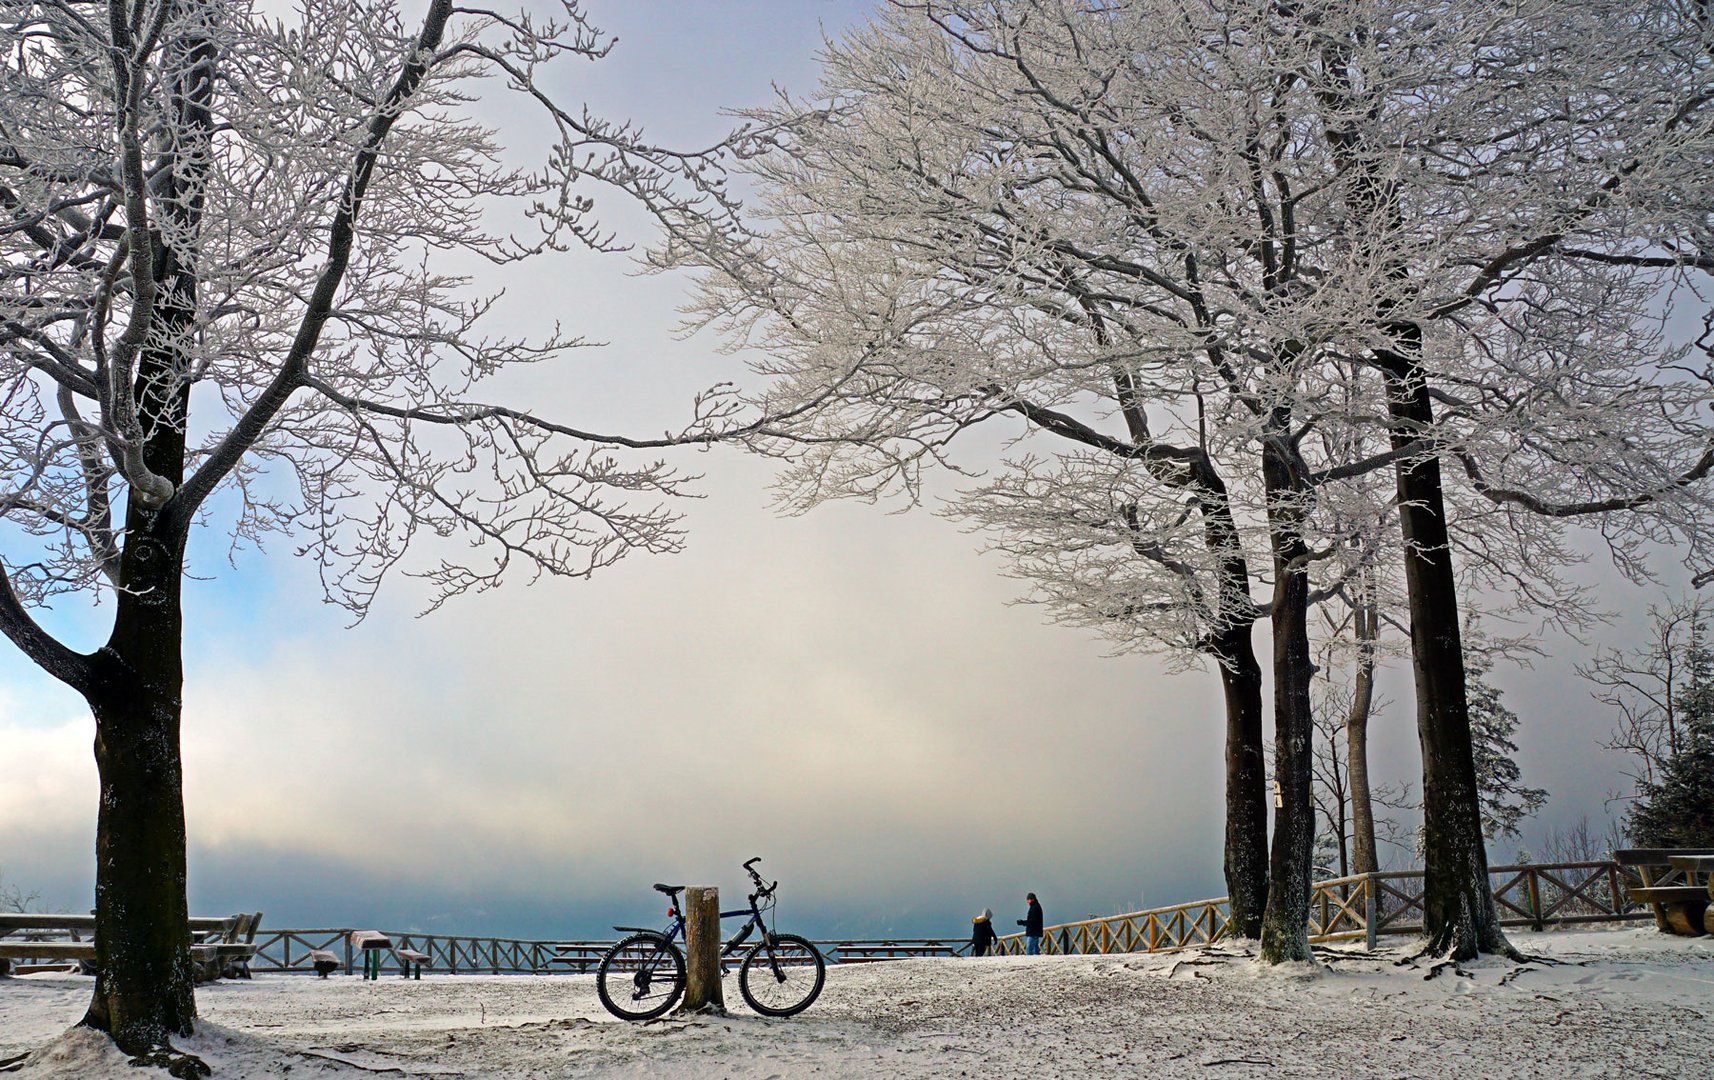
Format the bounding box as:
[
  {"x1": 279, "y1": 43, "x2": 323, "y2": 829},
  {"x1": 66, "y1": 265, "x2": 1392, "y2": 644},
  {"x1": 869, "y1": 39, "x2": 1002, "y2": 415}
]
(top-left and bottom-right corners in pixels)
[{"x1": 125, "y1": 452, "x2": 1233, "y2": 938}]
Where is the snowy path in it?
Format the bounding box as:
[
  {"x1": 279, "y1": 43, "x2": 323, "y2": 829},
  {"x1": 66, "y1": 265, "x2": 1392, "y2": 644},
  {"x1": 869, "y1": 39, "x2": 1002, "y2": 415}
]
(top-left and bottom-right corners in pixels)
[{"x1": 3, "y1": 929, "x2": 1711, "y2": 1078}]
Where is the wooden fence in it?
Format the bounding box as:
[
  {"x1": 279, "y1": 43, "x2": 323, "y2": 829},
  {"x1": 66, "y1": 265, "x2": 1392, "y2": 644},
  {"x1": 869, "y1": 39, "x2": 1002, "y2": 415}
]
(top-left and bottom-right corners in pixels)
[
  {"x1": 249, "y1": 930, "x2": 970, "y2": 976},
  {"x1": 993, "y1": 860, "x2": 1650, "y2": 956},
  {"x1": 251, "y1": 929, "x2": 571, "y2": 976},
  {"x1": 246, "y1": 861, "x2": 1649, "y2": 974}
]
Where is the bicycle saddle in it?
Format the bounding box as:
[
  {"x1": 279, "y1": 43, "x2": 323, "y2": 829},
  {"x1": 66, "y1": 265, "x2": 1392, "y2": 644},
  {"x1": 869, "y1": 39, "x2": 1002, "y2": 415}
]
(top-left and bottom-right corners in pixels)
[{"x1": 652, "y1": 883, "x2": 684, "y2": 896}]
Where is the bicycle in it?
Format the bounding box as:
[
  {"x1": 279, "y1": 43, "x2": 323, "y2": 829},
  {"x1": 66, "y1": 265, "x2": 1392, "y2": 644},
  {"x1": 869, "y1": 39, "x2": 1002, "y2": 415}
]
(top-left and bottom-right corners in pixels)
[{"x1": 595, "y1": 857, "x2": 826, "y2": 1021}]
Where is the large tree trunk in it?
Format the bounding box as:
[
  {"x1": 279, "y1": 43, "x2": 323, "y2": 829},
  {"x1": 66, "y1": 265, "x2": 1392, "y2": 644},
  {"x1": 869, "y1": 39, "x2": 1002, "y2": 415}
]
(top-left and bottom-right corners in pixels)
[
  {"x1": 83, "y1": 666, "x2": 196, "y2": 1052},
  {"x1": 1213, "y1": 630, "x2": 1268, "y2": 940},
  {"x1": 1348, "y1": 591, "x2": 1379, "y2": 877},
  {"x1": 1258, "y1": 440, "x2": 1317, "y2": 964},
  {"x1": 1188, "y1": 455, "x2": 1268, "y2": 941},
  {"x1": 1380, "y1": 337, "x2": 1512, "y2": 961},
  {"x1": 80, "y1": 523, "x2": 202, "y2": 1071}
]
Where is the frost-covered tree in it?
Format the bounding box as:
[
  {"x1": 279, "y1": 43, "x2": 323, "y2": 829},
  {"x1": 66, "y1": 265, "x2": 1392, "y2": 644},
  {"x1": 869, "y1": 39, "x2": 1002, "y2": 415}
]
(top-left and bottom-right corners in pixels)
[
  {"x1": 1297, "y1": 0, "x2": 1714, "y2": 961},
  {"x1": 0, "y1": 1, "x2": 756, "y2": 1069},
  {"x1": 673, "y1": 0, "x2": 1714, "y2": 965},
  {"x1": 685, "y1": 0, "x2": 1308, "y2": 942},
  {"x1": 1583, "y1": 596, "x2": 1714, "y2": 786},
  {"x1": 1535, "y1": 813, "x2": 1628, "y2": 864},
  {"x1": 1590, "y1": 595, "x2": 1714, "y2": 846},
  {"x1": 0, "y1": 865, "x2": 43, "y2": 914},
  {"x1": 1312, "y1": 571, "x2": 1397, "y2": 878}
]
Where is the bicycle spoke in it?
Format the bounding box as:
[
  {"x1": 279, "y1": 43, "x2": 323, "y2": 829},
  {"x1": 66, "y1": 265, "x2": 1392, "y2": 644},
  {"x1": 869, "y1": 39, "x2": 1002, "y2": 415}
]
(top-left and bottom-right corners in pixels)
[
  {"x1": 596, "y1": 934, "x2": 685, "y2": 1021},
  {"x1": 738, "y1": 934, "x2": 825, "y2": 1017}
]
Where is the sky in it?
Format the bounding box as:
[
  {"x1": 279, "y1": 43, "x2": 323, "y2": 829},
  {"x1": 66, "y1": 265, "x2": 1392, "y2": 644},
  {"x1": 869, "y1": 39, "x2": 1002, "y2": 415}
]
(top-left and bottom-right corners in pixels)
[{"x1": 0, "y1": 0, "x2": 1685, "y2": 944}]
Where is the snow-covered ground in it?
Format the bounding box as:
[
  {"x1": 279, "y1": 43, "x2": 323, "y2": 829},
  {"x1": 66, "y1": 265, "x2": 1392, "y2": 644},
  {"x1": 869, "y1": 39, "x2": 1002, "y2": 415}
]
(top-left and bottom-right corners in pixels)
[{"x1": 3, "y1": 928, "x2": 1711, "y2": 1078}]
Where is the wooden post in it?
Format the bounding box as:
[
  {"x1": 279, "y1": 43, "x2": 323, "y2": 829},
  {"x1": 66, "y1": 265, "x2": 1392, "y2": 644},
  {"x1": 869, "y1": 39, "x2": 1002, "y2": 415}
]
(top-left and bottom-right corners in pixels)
[
  {"x1": 679, "y1": 886, "x2": 725, "y2": 1014},
  {"x1": 1364, "y1": 873, "x2": 1379, "y2": 952}
]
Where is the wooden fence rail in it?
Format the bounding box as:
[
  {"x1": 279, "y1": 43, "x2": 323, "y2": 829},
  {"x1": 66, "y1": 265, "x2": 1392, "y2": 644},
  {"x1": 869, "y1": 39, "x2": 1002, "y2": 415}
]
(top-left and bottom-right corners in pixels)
[
  {"x1": 244, "y1": 861, "x2": 1650, "y2": 974},
  {"x1": 993, "y1": 860, "x2": 1650, "y2": 956},
  {"x1": 247, "y1": 931, "x2": 973, "y2": 975}
]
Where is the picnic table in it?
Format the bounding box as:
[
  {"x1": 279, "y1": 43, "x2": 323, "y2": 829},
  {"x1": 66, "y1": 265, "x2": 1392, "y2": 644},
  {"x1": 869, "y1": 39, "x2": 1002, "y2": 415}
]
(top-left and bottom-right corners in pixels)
[
  {"x1": 1617, "y1": 849, "x2": 1714, "y2": 936},
  {"x1": 1668, "y1": 853, "x2": 1714, "y2": 883},
  {"x1": 830, "y1": 942, "x2": 965, "y2": 963},
  {"x1": 548, "y1": 945, "x2": 607, "y2": 973},
  {"x1": 0, "y1": 913, "x2": 263, "y2": 979},
  {"x1": 349, "y1": 931, "x2": 392, "y2": 980}
]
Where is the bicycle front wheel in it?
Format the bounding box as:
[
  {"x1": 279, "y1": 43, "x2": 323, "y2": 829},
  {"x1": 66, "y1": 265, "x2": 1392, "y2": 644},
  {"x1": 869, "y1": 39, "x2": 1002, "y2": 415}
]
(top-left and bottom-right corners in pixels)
[
  {"x1": 738, "y1": 933, "x2": 825, "y2": 1017},
  {"x1": 596, "y1": 932, "x2": 685, "y2": 1021}
]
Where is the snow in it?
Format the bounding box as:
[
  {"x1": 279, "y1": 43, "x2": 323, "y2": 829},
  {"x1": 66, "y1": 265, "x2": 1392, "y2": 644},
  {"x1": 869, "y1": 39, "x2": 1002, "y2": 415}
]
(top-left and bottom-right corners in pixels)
[{"x1": 3, "y1": 929, "x2": 1711, "y2": 1078}]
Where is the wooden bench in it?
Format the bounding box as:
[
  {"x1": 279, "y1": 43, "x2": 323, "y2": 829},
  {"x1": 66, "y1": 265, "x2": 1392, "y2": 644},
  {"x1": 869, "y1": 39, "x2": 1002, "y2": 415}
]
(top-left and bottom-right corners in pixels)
[
  {"x1": 831, "y1": 942, "x2": 964, "y2": 963},
  {"x1": 0, "y1": 913, "x2": 263, "y2": 980},
  {"x1": 1670, "y1": 853, "x2": 1714, "y2": 935},
  {"x1": 306, "y1": 948, "x2": 342, "y2": 978},
  {"x1": 1616, "y1": 848, "x2": 1714, "y2": 935},
  {"x1": 394, "y1": 947, "x2": 431, "y2": 979}
]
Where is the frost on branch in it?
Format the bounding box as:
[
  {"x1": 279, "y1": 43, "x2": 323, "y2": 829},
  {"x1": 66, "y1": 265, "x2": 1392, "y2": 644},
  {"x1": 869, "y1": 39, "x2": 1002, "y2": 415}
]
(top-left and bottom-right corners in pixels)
[{"x1": 0, "y1": 0, "x2": 759, "y2": 621}]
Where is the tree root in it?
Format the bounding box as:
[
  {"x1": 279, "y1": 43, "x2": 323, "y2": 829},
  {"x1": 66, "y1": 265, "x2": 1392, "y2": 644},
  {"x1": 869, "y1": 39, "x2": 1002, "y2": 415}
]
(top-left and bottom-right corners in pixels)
[
  {"x1": 126, "y1": 1046, "x2": 210, "y2": 1078},
  {"x1": 299, "y1": 1049, "x2": 411, "y2": 1074},
  {"x1": 1422, "y1": 958, "x2": 1474, "y2": 980},
  {"x1": 0, "y1": 1052, "x2": 28, "y2": 1073}
]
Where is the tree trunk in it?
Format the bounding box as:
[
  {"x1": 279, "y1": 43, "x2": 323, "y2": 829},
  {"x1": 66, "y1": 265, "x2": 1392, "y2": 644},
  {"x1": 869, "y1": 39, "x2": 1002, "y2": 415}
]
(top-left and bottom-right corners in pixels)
[
  {"x1": 1380, "y1": 337, "x2": 1512, "y2": 961},
  {"x1": 1213, "y1": 631, "x2": 1269, "y2": 939},
  {"x1": 1258, "y1": 440, "x2": 1316, "y2": 964},
  {"x1": 1348, "y1": 594, "x2": 1379, "y2": 877},
  {"x1": 83, "y1": 679, "x2": 197, "y2": 1051},
  {"x1": 679, "y1": 887, "x2": 725, "y2": 1014},
  {"x1": 80, "y1": 528, "x2": 202, "y2": 1071},
  {"x1": 1189, "y1": 453, "x2": 1269, "y2": 942},
  {"x1": 1333, "y1": 756, "x2": 1350, "y2": 879}
]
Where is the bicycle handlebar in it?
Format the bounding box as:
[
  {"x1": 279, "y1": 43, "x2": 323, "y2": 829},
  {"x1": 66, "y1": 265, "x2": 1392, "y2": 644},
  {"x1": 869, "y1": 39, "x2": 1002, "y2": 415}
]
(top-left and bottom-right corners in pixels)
[{"x1": 742, "y1": 857, "x2": 776, "y2": 898}]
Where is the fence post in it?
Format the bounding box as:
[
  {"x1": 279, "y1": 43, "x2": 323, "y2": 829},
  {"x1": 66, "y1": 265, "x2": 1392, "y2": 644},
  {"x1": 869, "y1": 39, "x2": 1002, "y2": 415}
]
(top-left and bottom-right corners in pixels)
[
  {"x1": 1364, "y1": 874, "x2": 1378, "y2": 952},
  {"x1": 343, "y1": 931, "x2": 354, "y2": 977},
  {"x1": 679, "y1": 886, "x2": 725, "y2": 1014},
  {"x1": 1527, "y1": 869, "x2": 1544, "y2": 932}
]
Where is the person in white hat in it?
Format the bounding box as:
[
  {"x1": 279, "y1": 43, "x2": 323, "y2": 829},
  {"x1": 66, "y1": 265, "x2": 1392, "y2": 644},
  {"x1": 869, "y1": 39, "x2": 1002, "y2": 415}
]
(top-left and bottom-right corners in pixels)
[{"x1": 969, "y1": 907, "x2": 999, "y2": 956}]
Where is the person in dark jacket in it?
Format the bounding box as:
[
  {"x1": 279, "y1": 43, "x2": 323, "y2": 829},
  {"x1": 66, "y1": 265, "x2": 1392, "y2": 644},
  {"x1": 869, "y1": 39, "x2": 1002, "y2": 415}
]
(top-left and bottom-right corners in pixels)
[
  {"x1": 1018, "y1": 893, "x2": 1044, "y2": 955},
  {"x1": 969, "y1": 908, "x2": 999, "y2": 956}
]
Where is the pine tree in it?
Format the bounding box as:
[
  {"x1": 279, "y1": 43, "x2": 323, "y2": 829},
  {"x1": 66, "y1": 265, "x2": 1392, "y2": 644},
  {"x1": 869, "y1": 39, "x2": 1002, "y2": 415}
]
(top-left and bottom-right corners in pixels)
[
  {"x1": 1627, "y1": 738, "x2": 1714, "y2": 847},
  {"x1": 1464, "y1": 620, "x2": 1550, "y2": 840},
  {"x1": 1628, "y1": 613, "x2": 1714, "y2": 847}
]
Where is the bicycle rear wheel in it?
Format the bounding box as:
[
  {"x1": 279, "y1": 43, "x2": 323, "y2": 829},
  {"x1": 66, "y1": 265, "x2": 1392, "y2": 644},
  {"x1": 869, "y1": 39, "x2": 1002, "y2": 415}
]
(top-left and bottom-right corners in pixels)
[
  {"x1": 596, "y1": 932, "x2": 685, "y2": 1021},
  {"x1": 738, "y1": 933, "x2": 825, "y2": 1017}
]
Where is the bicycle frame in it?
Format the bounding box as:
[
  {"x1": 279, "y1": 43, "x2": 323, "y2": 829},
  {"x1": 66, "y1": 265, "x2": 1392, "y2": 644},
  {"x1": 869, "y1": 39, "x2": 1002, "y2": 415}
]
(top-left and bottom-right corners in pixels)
[
  {"x1": 652, "y1": 893, "x2": 773, "y2": 963},
  {"x1": 612, "y1": 874, "x2": 778, "y2": 966}
]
